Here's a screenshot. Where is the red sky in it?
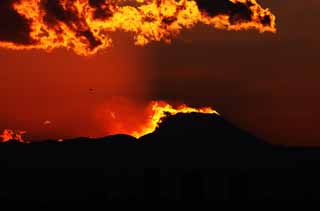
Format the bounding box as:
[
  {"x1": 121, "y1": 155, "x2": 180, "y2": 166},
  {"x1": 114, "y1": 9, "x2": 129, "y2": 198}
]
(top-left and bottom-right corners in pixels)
[
  {"x1": 0, "y1": 0, "x2": 319, "y2": 146},
  {"x1": 0, "y1": 34, "x2": 153, "y2": 141}
]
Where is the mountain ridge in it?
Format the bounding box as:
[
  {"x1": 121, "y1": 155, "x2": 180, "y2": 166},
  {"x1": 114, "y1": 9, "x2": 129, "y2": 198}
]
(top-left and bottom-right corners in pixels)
[
  {"x1": 0, "y1": 113, "x2": 311, "y2": 168},
  {"x1": 1, "y1": 113, "x2": 320, "y2": 200}
]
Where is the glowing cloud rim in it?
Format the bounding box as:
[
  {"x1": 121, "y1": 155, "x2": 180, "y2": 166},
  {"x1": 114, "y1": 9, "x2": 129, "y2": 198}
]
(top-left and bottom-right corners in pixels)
[{"x1": 0, "y1": 0, "x2": 276, "y2": 55}]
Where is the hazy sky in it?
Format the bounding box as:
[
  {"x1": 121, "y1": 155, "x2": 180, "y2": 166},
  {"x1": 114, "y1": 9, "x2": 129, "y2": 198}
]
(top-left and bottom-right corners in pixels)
[{"x1": 0, "y1": 0, "x2": 319, "y2": 146}]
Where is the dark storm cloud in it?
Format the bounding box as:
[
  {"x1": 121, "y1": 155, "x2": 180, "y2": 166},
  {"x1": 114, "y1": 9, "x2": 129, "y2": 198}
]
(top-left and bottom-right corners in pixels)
[
  {"x1": 88, "y1": 0, "x2": 114, "y2": 19},
  {"x1": 0, "y1": 0, "x2": 274, "y2": 52},
  {"x1": 41, "y1": 0, "x2": 79, "y2": 25},
  {"x1": 41, "y1": 0, "x2": 102, "y2": 49},
  {"x1": 196, "y1": 0, "x2": 271, "y2": 26},
  {"x1": 0, "y1": 0, "x2": 102, "y2": 49},
  {"x1": 0, "y1": 0, "x2": 33, "y2": 44}
]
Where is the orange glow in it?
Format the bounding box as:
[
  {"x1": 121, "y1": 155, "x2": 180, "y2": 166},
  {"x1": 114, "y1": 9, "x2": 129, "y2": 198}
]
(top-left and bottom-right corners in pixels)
[
  {"x1": 0, "y1": 129, "x2": 27, "y2": 143},
  {"x1": 1, "y1": 101, "x2": 217, "y2": 142},
  {"x1": 97, "y1": 99, "x2": 218, "y2": 139},
  {"x1": 0, "y1": 0, "x2": 276, "y2": 55},
  {"x1": 132, "y1": 101, "x2": 219, "y2": 138}
]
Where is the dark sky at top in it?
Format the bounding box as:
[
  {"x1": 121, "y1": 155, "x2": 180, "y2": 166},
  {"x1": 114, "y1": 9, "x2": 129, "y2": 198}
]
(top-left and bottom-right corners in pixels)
[{"x1": 0, "y1": 0, "x2": 319, "y2": 146}]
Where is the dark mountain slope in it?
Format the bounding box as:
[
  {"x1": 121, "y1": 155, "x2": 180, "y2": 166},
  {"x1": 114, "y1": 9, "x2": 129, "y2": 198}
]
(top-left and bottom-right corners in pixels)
[
  {"x1": 138, "y1": 113, "x2": 289, "y2": 167},
  {"x1": 0, "y1": 113, "x2": 320, "y2": 200}
]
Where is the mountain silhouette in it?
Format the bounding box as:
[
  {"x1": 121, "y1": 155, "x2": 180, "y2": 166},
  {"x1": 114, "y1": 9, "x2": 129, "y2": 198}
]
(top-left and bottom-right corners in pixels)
[{"x1": 0, "y1": 113, "x2": 320, "y2": 200}]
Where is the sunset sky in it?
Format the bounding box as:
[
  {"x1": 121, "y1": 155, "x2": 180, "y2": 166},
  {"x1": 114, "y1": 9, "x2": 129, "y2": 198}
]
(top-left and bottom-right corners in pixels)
[{"x1": 0, "y1": 0, "x2": 319, "y2": 146}]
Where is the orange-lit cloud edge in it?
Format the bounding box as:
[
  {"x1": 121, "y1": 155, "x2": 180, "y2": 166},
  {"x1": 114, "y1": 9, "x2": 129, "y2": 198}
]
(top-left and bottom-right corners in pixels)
[
  {"x1": 0, "y1": 0, "x2": 276, "y2": 143},
  {"x1": 0, "y1": 0, "x2": 276, "y2": 56},
  {"x1": 1, "y1": 101, "x2": 219, "y2": 143}
]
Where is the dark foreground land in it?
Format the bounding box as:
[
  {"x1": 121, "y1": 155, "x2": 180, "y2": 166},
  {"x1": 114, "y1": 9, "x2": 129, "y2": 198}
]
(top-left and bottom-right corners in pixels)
[{"x1": 1, "y1": 113, "x2": 320, "y2": 200}]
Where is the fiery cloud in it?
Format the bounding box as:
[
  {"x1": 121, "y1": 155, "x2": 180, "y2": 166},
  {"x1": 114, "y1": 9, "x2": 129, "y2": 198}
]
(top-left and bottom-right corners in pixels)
[
  {"x1": 132, "y1": 101, "x2": 218, "y2": 138},
  {"x1": 0, "y1": 0, "x2": 276, "y2": 55},
  {"x1": 0, "y1": 102, "x2": 217, "y2": 143},
  {"x1": 0, "y1": 129, "x2": 27, "y2": 143},
  {"x1": 98, "y1": 100, "x2": 218, "y2": 138}
]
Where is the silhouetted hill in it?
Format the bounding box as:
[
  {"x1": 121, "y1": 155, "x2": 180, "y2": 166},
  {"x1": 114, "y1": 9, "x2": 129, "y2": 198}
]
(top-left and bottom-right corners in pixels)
[
  {"x1": 63, "y1": 134, "x2": 137, "y2": 145},
  {"x1": 1, "y1": 113, "x2": 320, "y2": 200},
  {"x1": 141, "y1": 113, "x2": 264, "y2": 145},
  {"x1": 138, "y1": 113, "x2": 289, "y2": 167},
  {"x1": 0, "y1": 113, "x2": 317, "y2": 167},
  {"x1": 0, "y1": 113, "x2": 288, "y2": 167}
]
